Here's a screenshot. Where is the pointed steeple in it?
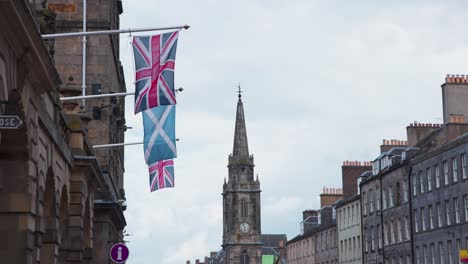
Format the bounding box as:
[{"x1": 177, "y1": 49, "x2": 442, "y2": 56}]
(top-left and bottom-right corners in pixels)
[{"x1": 232, "y1": 85, "x2": 249, "y2": 158}]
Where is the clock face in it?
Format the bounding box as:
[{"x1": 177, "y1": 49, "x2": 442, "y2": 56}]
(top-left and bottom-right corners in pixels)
[{"x1": 239, "y1": 222, "x2": 250, "y2": 233}]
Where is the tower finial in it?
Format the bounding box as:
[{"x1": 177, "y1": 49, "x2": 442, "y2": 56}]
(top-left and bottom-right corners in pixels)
[{"x1": 237, "y1": 83, "x2": 242, "y2": 99}]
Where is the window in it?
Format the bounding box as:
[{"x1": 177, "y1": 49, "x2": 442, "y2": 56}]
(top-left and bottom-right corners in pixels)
[
  {"x1": 420, "y1": 171, "x2": 425, "y2": 194},
  {"x1": 370, "y1": 226, "x2": 375, "y2": 251},
  {"x1": 423, "y1": 245, "x2": 428, "y2": 264},
  {"x1": 427, "y1": 168, "x2": 432, "y2": 191},
  {"x1": 421, "y1": 207, "x2": 426, "y2": 231},
  {"x1": 241, "y1": 199, "x2": 247, "y2": 217},
  {"x1": 403, "y1": 180, "x2": 408, "y2": 202},
  {"x1": 462, "y1": 154, "x2": 467, "y2": 180},
  {"x1": 413, "y1": 174, "x2": 418, "y2": 196},
  {"x1": 384, "y1": 223, "x2": 388, "y2": 245},
  {"x1": 397, "y1": 219, "x2": 402, "y2": 242},
  {"x1": 363, "y1": 192, "x2": 367, "y2": 215},
  {"x1": 416, "y1": 246, "x2": 420, "y2": 264},
  {"x1": 389, "y1": 186, "x2": 394, "y2": 208},
  {"x1": 370, "y1": 189, "x2": 374, "y2": 213},
  {"x1": 378, "y1": 224, "x2": 382, "y2": 249},
  {"x1": 429, "y1": 205, "x2": 434, "y2": 229},
  {"x1": 435, "y1": 165, "x2": 440, "y2": 188},
  {"x1": 347, "y1": 207, "x2": 351, "y2": 226},
  {"x1": 353, "y1": 237, "x2": 356, "y2": 259},
  {"x1": 437, "y1": 203, "x2": 443, "y2": 227},
  {"x1": 457, "y1": 240, "x2": 462, "y2": 261},
  {"x1": 364, "y1": 228, "x2": 368, "y2": 252},
  {"x1": 396, "y1": 182, "x2": 401, "y2": 205},
  {"x1": 464, "y1": 195, "x2": 468, "y2": 222},
  {"x1": 446, "y1": 200, "x2": 451, "y2": 225},
  {"x1": 438, "y1": 242, "x2": 444, "y2": 264},
  {"x1": 447, "y1": 240, "x2": 453, "y2": 264},
  {"x1": 404, "y1": 216, "x2": 410, "y2": 240},
  {"x1": 415, "y1": 209, "x2": 419, "y2": 232},
  {"x1": 455, "y1": 198, "x2": 460, "y2": 224},
  {"x1": 431, "y1": 244, "x2": 436, "y2": 264},
  {"x1": 444, "y1": 161, "x2": 449, "y2": 185},
  {"x1": 376, "y1": 187, "x2": 381, "y2": 211},
  {"x1": 352, "y1": 205, "x2": 355, "y2": 224},
  {"x1": 383, "y1": 188, "x2": 387, "y2": 209},
  {"x1": 390, "y1": 220, "x2": 395, "y2": 244},
  {"x1": 452, "y1": 158, "x2": 458, "y2": 183}
]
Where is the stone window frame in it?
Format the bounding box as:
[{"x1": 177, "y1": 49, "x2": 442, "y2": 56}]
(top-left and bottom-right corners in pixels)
[
  {"x1": 412, "y1": 174, "x2": 418, "y2": 197},
  {"x1": 452, "y1": 158, "x2": 458, "y2": 183},
  {"x1": 464, "y1": 195, "x2": 468, "y2": 222},
  {"x1": 445, "y1": 200, "x2": 451, "y2": 226},
  {"x1": 437, "y1": 203, "x2": 443, "y2": 228},
  {"x1": 429, "y1": 205, "x2": 434, "y2": 230},
  {"x1": 421, "y1": 207, "x2": 426, "y2": 231},
  {"x1": 427, "y1": 167, "x2": 433, "y2": 192},
  {"x1": 454, "y1": 197, "x2": 460, "y2": 224},
  {"x1": 397, "y1": 218, "x2": 402, "y2": 242},
  {"x1": 430, "y1": 243, "x2": 436, "y2": 264},
  {"x1": 435, "y1": 165, "x2": 441, "y2": 189},
  {"x1": 403, "y1": 180, "x2": 408, "y2": 202},
  {"x1": 419, "y1": 170, "x2": 425, "y2": 194},
  {"x1": 461, "y1": 153, "x2": 467, "y2": 180},
  {"x1": 447, "y1": 240, "x2": 453, "y2": 264},
  {"x1": 414, "y1": 209, "x2": 419, "y2": 233},
  {"x1": 388, "y1": 186, "x2": 394, "y2": 208},
  {"x1": 438, "y1": 242, "x2": 444, "y2": 264},
  {"x1": 443, "y1": 161, "x2": 449, "y2": 186}
]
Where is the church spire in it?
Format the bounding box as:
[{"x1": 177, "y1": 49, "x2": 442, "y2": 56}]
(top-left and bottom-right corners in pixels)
[{"x1": 232, "y1": 84, "x2": 249, "y2": 158}]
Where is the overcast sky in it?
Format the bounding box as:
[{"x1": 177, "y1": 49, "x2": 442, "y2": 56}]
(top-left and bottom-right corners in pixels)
[{"x1": 119, "y1": 1, "x2": 468, "y2": 263}]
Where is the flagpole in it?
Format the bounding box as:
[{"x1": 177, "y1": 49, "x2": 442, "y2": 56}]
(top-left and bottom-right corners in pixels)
[
  {"x1": 60, "y1": 92, "x2": 134, "y2": 101},
  {"x1": 93, "y1": 142, "x2": 143, "y2": 149},
  {"x1": 42, "y1": 25, "x2": 190, "y2": 39}
]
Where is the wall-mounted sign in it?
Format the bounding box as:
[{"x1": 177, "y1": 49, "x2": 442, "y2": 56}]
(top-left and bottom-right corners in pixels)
[
  {"x1": 47, "y1": 3, "x2": 77, "y2": 13},
  {"x1": 461, "y1": 250, "x2": 468, "y2": 263},
  {"x1": 0, "y1": 115, "x2": 22, "y2": 129},
  {"x1": 110, "y1": 243, "x2": 129, "y2": 263}
]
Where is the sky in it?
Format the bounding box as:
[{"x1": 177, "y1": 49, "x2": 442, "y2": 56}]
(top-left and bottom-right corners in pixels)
[{"x1": 118, "y1": 1, "x2": 468, "y2": 263}]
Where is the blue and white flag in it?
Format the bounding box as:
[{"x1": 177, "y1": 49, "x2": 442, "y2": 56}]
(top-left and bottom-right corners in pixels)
[{"x1": 143, "y1": 105, "x2": 177, "y2": 164}]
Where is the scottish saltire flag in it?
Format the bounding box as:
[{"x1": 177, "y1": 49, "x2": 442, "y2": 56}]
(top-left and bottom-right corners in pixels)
[
  {"x1": 132, "y1": 31, "x2": 179, "y2": 114},
  {"x1": 149, "y1": 159, "x2": 175, "y2": 192},
  {"x1": 143, "y1": 105, "x2": 177, "y2": 164}
]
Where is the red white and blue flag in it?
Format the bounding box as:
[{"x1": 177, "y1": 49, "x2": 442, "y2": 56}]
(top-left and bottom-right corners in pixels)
[
  {"x1": 132, "y1": 31, "x2": 179, "y2": 114},
  {"x1": 149, "y1": 159, "x2": 175, "y2": 192}
]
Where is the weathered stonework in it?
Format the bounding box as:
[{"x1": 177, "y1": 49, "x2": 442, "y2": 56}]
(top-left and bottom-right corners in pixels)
[{"x1": 0, "y1": 0, "x2": 125, "y2": 263}]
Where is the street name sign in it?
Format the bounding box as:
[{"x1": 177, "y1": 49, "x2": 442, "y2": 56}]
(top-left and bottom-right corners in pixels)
[{"x1": 0, "y1": 116, "x2": 22, "y2": 129}]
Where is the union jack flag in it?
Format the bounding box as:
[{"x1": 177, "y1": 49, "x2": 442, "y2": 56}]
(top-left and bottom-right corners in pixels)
[
  {"x1": 149, "y1": 159, "x2": 175, "y2": 192},
  {"x1": 132, "y1": 31, "x2": 179, "y2": 114}
]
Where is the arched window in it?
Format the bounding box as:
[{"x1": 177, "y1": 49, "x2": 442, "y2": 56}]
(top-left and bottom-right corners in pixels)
[
  {"x1": 0, "y1": 55, "x2": 7, "y2": 112},
  {"x1": 241, "y1": 199, "x2": 247, "y2": 217},
  {"x1": 0, "y1": 55, "x2": 7, "y2": 143}
]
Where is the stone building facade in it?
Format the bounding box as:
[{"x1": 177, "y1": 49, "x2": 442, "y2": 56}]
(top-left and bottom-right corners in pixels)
[
  {"x1": 314, "y1": 223, "x2": 338, "y2": 264},
  {"x1": 410, "y1": 124, "x2": 468, "y2": 264},
  {"x1": 336, "y1": 195, "x2": 362, "y2": 264},
  {"x1": 49, "y1": 0, "x2": 127, "y2": 262},
  {"x1": 287, "y1": 228, "x2": 317, "y2": 264},
  {"x1": 0, "y1": 0, "x2": 127, "y2": 263}
]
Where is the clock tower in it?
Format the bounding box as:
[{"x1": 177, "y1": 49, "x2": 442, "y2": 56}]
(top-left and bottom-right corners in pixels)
[{"x1": 222, "y1": 90, "x2": 262, "y2": 264}]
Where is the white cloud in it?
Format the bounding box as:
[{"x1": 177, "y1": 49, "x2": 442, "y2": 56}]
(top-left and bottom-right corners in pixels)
[{"x1": 119, "y1": 1, "x2": 468, "y2": 263}]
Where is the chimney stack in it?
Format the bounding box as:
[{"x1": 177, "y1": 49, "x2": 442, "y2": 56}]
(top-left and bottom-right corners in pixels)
[
  {"x1": 341, "y1": 161, "x2": 372, "y2": 199},
  {"x1": 442, "y1": 74, "x2": 468, "y2": 124},
  {"x1": 380, "y1": 139, "x2": 407, "y2": 153}
]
